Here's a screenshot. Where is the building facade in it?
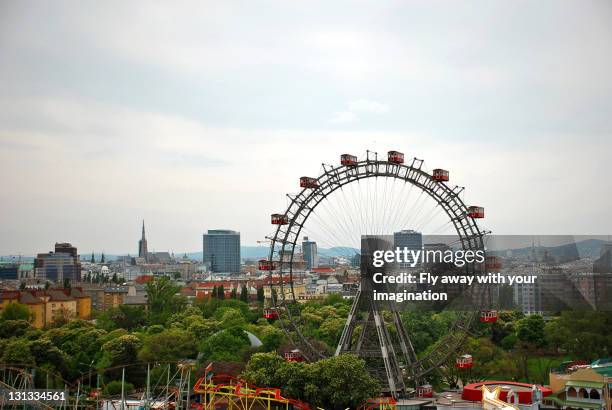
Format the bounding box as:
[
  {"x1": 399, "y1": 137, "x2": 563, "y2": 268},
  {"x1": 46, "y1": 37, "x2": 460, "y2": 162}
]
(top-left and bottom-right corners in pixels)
[
  {"x1": 34, "y1": 243, "x2": 82, "y2": 282},
  {"x1": 394, "y1": 230, "x2": 423, "y2": 268},
  {"x1": 0, "y1": 288, "x2": 91, "y2": 328},
  {"x1": 302, "y1": 236, "x2": 318, "y2": 270},
  {"x1": 202, "y1": 230, "x2": 241, "y2": 273}
]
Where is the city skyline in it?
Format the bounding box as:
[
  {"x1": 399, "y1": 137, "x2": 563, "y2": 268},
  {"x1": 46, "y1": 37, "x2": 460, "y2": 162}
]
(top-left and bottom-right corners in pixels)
[{"x1": 1, "y1": 1, "x2": 612, "y2": 255}]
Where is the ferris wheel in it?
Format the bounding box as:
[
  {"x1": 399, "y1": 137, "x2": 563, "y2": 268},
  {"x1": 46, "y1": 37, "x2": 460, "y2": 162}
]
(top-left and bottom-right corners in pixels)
[{"x1": 261, "y1": 150, "x2": 492, "y2": 394}]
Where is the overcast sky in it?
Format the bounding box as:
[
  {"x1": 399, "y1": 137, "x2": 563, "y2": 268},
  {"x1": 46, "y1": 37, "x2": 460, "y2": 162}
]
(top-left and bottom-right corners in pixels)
[{"x1": 1, "y1": 1, "x2": 611, "y2": 256}]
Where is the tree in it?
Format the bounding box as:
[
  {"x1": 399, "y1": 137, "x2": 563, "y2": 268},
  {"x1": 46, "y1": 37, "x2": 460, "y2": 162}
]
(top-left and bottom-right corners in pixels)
[
  {"x1": 139, "y1": 328, "x2": 198, "y2": 362},
  {"x1": 1, "y1": 339, "x2": 35, "y2": 366},
  {"x1": 103, "y1": 380, "x2": 134, "y2": 396},
  {"x1": 544, "y1": 311, "x2": 612, "y2": 360},
  {"x1": 29, "y1": 338, "x2": 67, "y2": 371},
  {"x1": 1, "y1": 303, "x2": 32, "y2": 322},
  {"x1": 146, "y1": 276, "x2": 184, "y2": 324},
  {"x1": 306, "y1": 355, "x2": 379, "y2": 409},
  {"x1": 400, "y1": 311, "x2": 450, "y2": 354},
  {"x1": 230, "y1": 287, "x2": 237, "y2": 299},
  {"x1": 260, "y1": 328, "x2": 284, "y2": 352},
  {"x1": 199, "y1": 327, "x2": 250, "y2": 362},
  {"x1": 215, "y1": 308, "x2": 246, "y2": 329},
  {"x1": 462, "y1": 337, "x2": 518, "y2": 383},
  {"x1": 517, "y1": 314, "x2": 546, "y2": 347},
  {"x1": 316, "y1": 317, "x2": 346, "y2": 347},
  {"x1": 98, "y1": 334, "x2": 144, "y2": 384},
  {"x1": 63, "y1": 278, "x2": 71, "y2": 289},
  {"x1": 217, "y1": 285, "x2": 225, "y2": 300},
  {"x1": 242, "y1": 352, "x2": 286, "y2": 387},
  {"x1": 240, "y1": 285, "x2": 249, "y2": 302},
  {"x1": 243, "y1": 353, "x2": 378, "y2": 409},
  {"x1": 256, "y1": 287, "x2": 264, "y2": 303},
  {"x1": 97, "y1": 305, "x2": 147, "y2": 331}
]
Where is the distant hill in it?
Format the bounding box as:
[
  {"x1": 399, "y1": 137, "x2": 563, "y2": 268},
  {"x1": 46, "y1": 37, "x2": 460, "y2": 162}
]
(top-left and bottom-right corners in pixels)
[
  {"x1": 489, "y1": 238, "x2": 606, "y2": 259},
  {"x1": 3, "y1": 239, "x2": 605, "y2": 263},
  {"x1": 163, "y1": 245, "x2": 360, "y2": 262}
]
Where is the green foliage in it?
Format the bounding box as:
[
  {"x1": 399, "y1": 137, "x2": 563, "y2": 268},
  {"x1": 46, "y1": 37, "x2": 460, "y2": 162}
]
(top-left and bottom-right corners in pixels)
[
  {"x1": 316, "y1": 316, "x2": 345, "y2": 347},
  {"x1": 2, "y1": 339, "x2": 35, "y2": 366},
  {"x1": 517, "y1": 314, "x2": 546, "y2": 347},
  {"x1": 147, "y1": 325, "x2": 165, "y2": 334},
  {"x1": 199, "y1": 327, "x2": 250, "y2": 362},
  {"x1": 464, "y1": 337, "x2": 518, "y2": 382},
  {"x1": 307, "y1": 354, "x2": 379, "y2": 409},
  {"x1": 146, "y1": 277, "x2": 186, "y2": 324},
  {"x1": 98, "y1": 334, "x2": 144, "y2": 384},
  {"x1": 242, "y1": 352, "x2": 286, "y2": 386},
  {"x1": 97, "y1": 305, "x2": 147, "y2": 331},
  {"x1": 215, "y1": 308, "x2": 246, "y2": 329},
  {"x1": 167, "y1": 307, "x2": 220, "y2": 341},
  {"x1": 240, "y1": 285, "x2": 249, "y2": 302},
  {"x1": 256, "y1": 287, "x2": 264, "y2": 302},
  {"x1": 139, "y1": 328, "x2": 198, "y2": 362},
  {"x1": 544, "y1": 311, "x2": 612, "y2": 360},
  {"x1": 490, "y1": 321, "x2": 515, "y2": 345},
  {"x1": 243, "y1": 353, "x2": 378, "y2": 410},
  {"x1": 500, "y1": 333, "x2": 518, "y2": 350},
  {"x1": 1, "y1": 303, "x2": 32, "y2": 321},
  {"x1": 0, "y1": 319, "x2": 32, "y2": 338},
  {"x1": 29, "y1": 338, "x2": 67, "y2": 370},
  {"x1": 103, "y1": 380, "x2": 134, "y2": 396},
  {"x1": 400, "y1": 311, "x2": 453, "y2": 354},
  {"x1": 260, "y1": 328, "x2": 285, "y2": 352}
]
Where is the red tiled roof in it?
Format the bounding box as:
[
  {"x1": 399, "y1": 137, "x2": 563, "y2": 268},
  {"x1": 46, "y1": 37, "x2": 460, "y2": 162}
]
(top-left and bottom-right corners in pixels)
[
  {"x1": 135, "y1": 275, "x2": 154, "y2": 284},
  {"x1": 312, "y1": 267, "x2": 335, "y2": 273}
]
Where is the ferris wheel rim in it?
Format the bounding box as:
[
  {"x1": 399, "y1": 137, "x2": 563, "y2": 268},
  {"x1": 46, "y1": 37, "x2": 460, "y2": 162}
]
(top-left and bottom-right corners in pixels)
[{"x1": 266, "y1": 156, "x2": 486, "y2": 376}]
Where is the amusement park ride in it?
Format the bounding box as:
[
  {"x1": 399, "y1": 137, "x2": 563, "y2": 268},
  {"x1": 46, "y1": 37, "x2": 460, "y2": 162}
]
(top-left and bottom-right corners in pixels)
[{"x1": 260, "y1": 149, "x2": 500, "y2": 399}]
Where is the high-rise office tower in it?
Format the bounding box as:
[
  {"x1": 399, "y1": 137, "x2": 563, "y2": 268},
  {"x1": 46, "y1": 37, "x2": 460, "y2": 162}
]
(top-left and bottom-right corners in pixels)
[
  {"x1": 393, "y1": 230, "x2": 423, "y2": 268},
  {"x1": 302, "y1": 236, "x2": 318, "y2": 270},
  {"x1": 202, "y1": 230, "x2": 241, "y2": 273},
  {"x1": 34, "y1": 243, "x2": 82, "y2": 282}
]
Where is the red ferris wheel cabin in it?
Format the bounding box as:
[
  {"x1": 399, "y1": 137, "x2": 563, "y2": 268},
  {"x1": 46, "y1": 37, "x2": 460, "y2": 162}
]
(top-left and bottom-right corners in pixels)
[
  {"x1": 416, "y1": 385, "x2": 433, "y2": 398},
  {"x1": 271, "y1": 213, "x2": 289, "y2": 225},
  {"x1": 284, "y1": 349, "x2": 305, "y2": 362},
  {"x1": 480, "y1": 310, "x2": 498, "y2": 323},
  {"x1": 387, "y1": 150, "x2": 404, "y2": 164},
  {"x1": 432, "y1": 168, "x2": 449, "y2": 182},
  {"x1": 456, "y1": 354, "x2": 473, "y2": 369},
  {"x1": 467, "y1": 206, "x2": 485, "y2": 218},
  {"x1": 263, "y1": 308, "x2": 279, "y2": 320},
  {"x1": 341, "y1": 154, "x2": 358, "y2": 166},
  {"x1": 300, "y1": 176, "x2": 319, "y2": 189},
  {"x1": 258, "y1": 259, "x2": 277, "y2": 271}
]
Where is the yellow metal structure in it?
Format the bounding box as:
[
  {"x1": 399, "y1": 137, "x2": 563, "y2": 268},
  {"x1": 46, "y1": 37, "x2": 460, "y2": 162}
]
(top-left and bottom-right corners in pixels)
[{"x1": 193, "y1": 376, "x2": 312, "y2": 410}]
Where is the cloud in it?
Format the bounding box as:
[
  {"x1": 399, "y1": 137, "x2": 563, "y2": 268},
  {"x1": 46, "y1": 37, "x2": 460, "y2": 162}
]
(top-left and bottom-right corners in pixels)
[
  {"x1": 348, "y1": 99, "x2": 389, "y2": 113},
  {"x1": 330, "y1": 99, "x2": 389, "y2": 124},
  {"x1": 330, "y1": 111, "x2": 359, "y2": 124},
  {"x1": 1, "y1": 1, "x2": 611, "y2": 254}
]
